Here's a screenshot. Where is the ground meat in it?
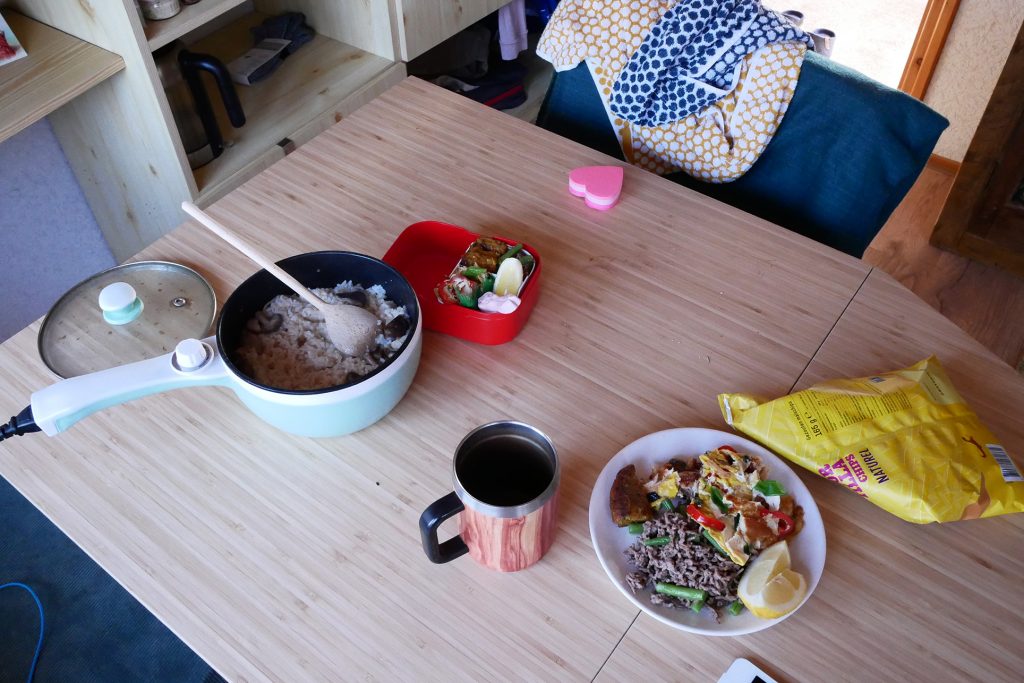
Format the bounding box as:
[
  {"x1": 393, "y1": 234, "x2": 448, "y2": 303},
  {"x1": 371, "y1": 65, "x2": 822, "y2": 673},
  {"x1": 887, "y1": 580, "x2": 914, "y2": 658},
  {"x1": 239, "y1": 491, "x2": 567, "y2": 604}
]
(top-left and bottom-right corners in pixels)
[{"x1": 625, "y1": 511, "x2": 744, "y2": 615}]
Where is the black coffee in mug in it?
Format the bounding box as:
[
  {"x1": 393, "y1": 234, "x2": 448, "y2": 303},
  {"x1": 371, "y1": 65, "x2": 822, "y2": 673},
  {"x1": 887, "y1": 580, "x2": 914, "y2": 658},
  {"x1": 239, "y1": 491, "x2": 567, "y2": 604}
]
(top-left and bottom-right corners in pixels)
[{"x1": 457, "y1": 432, "x2": 555, "y2": 506}]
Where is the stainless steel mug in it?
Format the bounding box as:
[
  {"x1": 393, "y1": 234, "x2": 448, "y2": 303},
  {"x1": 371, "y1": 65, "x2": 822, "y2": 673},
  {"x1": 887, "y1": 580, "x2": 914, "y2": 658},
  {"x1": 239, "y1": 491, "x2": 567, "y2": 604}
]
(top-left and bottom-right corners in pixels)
[{"x1": 420, "y1": 421, "x2": 559, "y2": 572}]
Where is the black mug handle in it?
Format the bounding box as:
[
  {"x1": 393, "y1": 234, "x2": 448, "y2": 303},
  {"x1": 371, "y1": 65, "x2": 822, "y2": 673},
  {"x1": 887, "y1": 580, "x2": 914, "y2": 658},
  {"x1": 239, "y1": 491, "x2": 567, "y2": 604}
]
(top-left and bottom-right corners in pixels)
[{"x1": 420, "y1": 492, "x2": 469, "y2": 564}]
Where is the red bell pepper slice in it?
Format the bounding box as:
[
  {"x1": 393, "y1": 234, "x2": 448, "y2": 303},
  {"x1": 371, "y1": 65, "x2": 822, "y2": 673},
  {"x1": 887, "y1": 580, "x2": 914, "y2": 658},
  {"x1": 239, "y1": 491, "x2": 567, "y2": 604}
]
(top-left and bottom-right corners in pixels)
[
  {"x1": 686, "y1": 504, "x2": 725, "y2": 532},
  {"x1": 760, "y1": 508, "x2": 795, "y2": 538},
  {"x1": 717, "y1": 445, "x2": 737, "y2": 453}
]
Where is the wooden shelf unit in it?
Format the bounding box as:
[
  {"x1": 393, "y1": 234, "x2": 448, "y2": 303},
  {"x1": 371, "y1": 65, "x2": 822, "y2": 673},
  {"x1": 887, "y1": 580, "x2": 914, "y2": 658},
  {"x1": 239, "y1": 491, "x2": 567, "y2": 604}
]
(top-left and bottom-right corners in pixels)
[
  {"x1": 0, "y1": 12, "x2": 124, "y2": 144},
  {"x1": 4, "y1": 0, "x2": 404, "y2": 261},
  {"x1": 144, "y1": 0, "x2": 249, "y2": 51},
  {"x1": 2, "y1": 0, "x2": 506, "y2": 260},
  {"x1": 189, "y1": 12, "x2": 401, "y2": 203}
]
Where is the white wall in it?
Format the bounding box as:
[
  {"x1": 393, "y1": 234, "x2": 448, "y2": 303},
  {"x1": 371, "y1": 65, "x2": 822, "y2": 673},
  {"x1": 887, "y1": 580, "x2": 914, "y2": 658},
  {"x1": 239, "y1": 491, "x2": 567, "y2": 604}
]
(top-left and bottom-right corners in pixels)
[{"x1": 924, "y1": 0, "x2": 1024, "y2": 161}]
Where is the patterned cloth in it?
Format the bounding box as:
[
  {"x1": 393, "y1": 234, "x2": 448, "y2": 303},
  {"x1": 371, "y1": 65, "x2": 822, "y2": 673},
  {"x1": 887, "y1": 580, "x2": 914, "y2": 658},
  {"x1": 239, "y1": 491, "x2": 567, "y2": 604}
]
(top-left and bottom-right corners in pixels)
[
  {"x1": 609, "y1": 0, "x2": 813, "y2": 126},
  {"x1": 537, "y1": 0, "x2": 809, "y2": 182}
]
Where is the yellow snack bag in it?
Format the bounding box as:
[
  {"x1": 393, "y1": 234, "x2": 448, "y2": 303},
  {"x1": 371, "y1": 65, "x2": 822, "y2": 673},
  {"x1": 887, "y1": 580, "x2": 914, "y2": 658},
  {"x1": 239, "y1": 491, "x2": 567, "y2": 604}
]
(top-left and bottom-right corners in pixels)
[{"x1": 718, "y1": 356, "x2": 1024, "y2": 523}]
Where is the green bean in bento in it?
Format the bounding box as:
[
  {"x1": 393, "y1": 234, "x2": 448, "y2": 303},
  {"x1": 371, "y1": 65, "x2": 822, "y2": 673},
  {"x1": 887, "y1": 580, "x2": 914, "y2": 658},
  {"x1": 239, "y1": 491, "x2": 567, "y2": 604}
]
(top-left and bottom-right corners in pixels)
[
  {"x1": 690, "y1": 598, "x2": 706, "y2": 613},
  {"x1": 654, "y1": 582, "x2": 707, "y2": 602},
  {"x1": 497, "y1": 243, "x2": 524, "y2": 264},
  {"x1": 643, "y1": 536, "x2": 671, "y2": 547},
  {"x1": 728, "y1": 600, "x2": 744, "y2": 616},
  {"x1": 627, "y1": 523, "x2": 644, "y2": 535}
]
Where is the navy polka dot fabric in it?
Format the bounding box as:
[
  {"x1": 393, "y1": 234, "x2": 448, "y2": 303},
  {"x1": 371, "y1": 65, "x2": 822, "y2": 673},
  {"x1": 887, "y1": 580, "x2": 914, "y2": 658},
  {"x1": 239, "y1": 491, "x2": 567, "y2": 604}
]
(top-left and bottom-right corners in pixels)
[{"x1": 609, "y1": 0, "x2": 815, "y2": 127}]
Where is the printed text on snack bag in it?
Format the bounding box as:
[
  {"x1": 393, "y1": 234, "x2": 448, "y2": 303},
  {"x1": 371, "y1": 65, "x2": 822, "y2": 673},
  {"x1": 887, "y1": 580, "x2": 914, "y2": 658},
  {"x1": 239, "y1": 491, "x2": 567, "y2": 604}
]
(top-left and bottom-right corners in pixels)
[{"x1": 818, "y1": 449, "x2": 889, "y2": 498}]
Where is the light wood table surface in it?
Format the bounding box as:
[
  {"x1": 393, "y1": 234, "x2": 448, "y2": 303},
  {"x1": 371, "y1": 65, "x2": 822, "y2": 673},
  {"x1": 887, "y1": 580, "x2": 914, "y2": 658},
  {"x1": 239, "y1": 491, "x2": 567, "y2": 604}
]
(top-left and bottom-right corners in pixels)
[{"x1": 1, "y1": 78, "x2": 1022, "y2": 682}]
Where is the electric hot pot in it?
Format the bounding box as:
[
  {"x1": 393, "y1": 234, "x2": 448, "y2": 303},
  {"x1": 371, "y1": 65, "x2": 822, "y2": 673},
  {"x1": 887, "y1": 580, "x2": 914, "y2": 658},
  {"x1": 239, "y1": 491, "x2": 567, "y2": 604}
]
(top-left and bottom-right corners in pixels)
[{"x1": 1, "y1": 252, "x2": 422, "y2": 441}]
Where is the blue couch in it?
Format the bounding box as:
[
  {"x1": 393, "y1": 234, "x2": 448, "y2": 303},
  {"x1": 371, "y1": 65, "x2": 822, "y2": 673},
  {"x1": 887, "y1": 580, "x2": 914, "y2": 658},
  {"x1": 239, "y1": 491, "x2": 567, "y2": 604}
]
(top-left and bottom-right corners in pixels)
[{"x1": 536, "y1": 52, "x2": 949, "y2": 257}]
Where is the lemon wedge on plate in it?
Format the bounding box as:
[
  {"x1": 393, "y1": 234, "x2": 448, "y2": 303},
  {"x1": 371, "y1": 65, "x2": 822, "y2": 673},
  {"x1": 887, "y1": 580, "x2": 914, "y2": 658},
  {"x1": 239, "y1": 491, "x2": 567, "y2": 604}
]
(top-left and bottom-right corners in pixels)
[
  {"x1": 736, "y1": 540, "x2": 807, "y2": 619},
  {"x1": 493, "y1": 256, "x2": 524, "y2": 296}
]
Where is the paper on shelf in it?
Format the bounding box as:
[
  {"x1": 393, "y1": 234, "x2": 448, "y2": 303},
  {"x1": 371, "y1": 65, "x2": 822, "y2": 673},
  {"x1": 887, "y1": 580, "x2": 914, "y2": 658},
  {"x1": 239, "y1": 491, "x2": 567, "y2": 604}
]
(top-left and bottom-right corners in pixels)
[{"x1": 0, "y1": 11, "x2": 28, "y2": 67}]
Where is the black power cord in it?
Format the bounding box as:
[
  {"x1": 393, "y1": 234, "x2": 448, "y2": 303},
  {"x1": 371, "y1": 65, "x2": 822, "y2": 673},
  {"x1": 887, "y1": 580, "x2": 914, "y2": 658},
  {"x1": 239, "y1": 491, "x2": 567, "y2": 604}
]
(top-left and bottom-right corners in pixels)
[{"x1": 0, "y1": 406, "x2": 39, "y2": 441}]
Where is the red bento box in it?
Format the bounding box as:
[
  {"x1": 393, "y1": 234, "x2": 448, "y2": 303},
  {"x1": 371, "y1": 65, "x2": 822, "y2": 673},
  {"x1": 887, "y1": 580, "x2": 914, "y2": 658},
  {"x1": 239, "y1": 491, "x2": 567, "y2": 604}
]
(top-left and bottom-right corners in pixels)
[{"x1": 383, "y1": 221, "x2": 541, "y2": 345}]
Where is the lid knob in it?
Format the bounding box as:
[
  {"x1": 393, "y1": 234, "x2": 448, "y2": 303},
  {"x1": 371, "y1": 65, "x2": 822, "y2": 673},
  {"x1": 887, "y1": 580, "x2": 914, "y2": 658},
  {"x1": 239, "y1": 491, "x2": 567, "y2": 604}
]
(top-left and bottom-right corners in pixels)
[
  {"x1": 98, "y1": 282, "x2": 144, "y2": 325},
  {"x1": 173, "y1": 338, "x2": 209, "y2": 371}
]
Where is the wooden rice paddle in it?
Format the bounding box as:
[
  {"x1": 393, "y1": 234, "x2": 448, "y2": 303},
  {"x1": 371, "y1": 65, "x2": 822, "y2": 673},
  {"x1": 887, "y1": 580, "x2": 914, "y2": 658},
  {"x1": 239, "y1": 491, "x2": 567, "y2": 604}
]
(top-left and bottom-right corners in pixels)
[{"x1": 181, "y1": 202, "x2": 377, "y2": 356}]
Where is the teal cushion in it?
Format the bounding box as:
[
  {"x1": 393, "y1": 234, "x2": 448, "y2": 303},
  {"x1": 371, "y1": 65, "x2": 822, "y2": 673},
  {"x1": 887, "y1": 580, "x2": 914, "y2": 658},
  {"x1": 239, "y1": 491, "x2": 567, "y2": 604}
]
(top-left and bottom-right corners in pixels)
[{"x1": 536, "y1": 52, "x2": 949, "y2": 256}]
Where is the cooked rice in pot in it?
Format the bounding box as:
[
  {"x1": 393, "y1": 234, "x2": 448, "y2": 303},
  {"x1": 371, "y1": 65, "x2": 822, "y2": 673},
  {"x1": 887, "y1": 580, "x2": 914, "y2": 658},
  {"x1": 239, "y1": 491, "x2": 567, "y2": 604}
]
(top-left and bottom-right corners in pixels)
[{"x1": 235, "y1": 282, "x2": 410, "y2": 391}]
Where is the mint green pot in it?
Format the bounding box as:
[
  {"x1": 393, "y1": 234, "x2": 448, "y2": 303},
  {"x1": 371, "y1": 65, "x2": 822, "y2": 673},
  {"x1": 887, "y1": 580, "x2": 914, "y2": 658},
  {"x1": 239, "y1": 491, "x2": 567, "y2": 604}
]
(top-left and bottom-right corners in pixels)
[{"x1": 30, "y1": 252, "x2": 422, "y2": 438}]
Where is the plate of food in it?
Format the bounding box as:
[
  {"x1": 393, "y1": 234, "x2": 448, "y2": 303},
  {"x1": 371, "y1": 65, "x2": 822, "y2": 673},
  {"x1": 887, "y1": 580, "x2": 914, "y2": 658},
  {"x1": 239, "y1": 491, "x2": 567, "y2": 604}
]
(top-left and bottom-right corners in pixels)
[{"x1": 589, "y1": 428, "x2": 826, "y2": 636}]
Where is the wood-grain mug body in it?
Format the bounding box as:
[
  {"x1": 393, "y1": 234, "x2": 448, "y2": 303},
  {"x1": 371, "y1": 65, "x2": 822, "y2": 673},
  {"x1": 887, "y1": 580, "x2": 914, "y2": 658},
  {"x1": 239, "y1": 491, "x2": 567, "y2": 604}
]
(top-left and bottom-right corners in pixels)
[
  {"x1": 420, "y1": 421, "x2": 559, "y2": 572},
  {"x1": 459, "y1": 490, "x2": 559, "y2": 572}
]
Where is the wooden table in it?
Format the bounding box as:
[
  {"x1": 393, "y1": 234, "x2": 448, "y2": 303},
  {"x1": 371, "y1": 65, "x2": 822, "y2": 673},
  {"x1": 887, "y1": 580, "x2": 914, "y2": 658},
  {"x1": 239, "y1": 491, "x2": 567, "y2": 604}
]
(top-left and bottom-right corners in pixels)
[{"x1": 1, "y1": 78, "x2": 1022, "y2": 682}]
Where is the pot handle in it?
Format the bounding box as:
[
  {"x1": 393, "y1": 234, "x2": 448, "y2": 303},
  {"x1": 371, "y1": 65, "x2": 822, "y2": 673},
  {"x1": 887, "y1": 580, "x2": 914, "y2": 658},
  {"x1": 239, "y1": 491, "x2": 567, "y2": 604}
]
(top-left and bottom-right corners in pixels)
[{"x1": 30, "y1": 337, "x2": 231, "y2": 436}]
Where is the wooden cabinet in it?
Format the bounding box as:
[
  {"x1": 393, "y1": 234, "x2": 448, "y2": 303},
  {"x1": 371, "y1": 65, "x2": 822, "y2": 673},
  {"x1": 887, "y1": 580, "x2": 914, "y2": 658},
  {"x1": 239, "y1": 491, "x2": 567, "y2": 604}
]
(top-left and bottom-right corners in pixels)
[
  {"x1": 932, "y1": 21, "x2": 1024, "y2": 276},
  {"x1": 3, "y1": 0, "x2": 507, "y2": 260},
  {"x1": 6, "y1": 0, "x2": 405, "y2": 261},
  {"x1": 394, "y1": 0, "x2": 509, "y2": 60}
]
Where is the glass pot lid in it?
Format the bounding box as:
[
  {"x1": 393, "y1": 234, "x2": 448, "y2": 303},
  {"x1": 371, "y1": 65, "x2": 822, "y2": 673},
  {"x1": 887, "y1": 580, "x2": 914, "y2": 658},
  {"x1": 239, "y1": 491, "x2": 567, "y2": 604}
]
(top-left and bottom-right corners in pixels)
[{"x1": 38, "y1": 261, "x2": 216, "y2": 378}]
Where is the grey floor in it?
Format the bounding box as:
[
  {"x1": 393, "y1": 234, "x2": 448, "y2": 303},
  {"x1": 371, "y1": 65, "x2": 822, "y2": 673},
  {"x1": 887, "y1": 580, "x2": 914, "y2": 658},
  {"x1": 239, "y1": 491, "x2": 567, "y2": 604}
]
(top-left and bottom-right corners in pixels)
[{"x1": 0, "y1": 119, "x2": 115, "y2": 343}]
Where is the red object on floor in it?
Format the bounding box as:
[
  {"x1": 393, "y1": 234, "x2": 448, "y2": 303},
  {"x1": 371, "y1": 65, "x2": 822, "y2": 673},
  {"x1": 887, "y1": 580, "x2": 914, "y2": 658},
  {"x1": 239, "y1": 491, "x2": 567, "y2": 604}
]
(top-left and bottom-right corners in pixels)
[{"x1": 383, "y1": 221, "x2": 542, "y2": 345}]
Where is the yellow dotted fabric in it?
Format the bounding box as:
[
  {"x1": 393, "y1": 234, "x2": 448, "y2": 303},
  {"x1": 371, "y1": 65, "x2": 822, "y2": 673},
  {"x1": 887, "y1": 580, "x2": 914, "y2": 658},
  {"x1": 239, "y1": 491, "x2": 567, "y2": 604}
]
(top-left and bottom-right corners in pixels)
[{"x1": 537, "y1": 0, "x2": 807, "y2": 182}]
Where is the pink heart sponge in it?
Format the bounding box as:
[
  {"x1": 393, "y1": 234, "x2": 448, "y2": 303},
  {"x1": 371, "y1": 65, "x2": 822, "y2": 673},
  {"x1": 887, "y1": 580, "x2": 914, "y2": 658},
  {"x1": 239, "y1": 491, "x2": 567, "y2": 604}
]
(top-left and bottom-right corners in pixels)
[{"x1": 568, "y1": 166, "x2": 624, "y2": 211}]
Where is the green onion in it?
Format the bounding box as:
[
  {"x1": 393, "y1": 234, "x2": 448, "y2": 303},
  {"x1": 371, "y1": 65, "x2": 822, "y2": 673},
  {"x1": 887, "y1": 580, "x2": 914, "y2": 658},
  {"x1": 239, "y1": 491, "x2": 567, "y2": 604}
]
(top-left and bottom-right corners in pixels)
[
  {"x1": 702, "y1": 529, "x2": 727, "y2": 556},
  {"x1": 690, "y1": 598, "x2": 706, "y2": 614},
  {"x1": 497, "y1": 243, "x2": 524, "y2": 264},
  {"x1": 754, "y1": 480, "x2": 786, "y2": 496},
  {"x1": 644, "y1": 536, "x2": 671, "y2": 547},
  {"x1": 655, "y1": 582, "x2": 707, "y2": 602},
  {"x1": 462, "y1": 266, "x2": 487, "y2": 279},
  {"x1": 659, "y1": 499, "x2": 674, "y2": 512},
  {"x1": 627, "y1": 522, "x2": 644, "y2": 535},
  {"x1": 727, "y1": 600, "x2": 744, "y2": 616},
  {"x1": 709, "y1": 486, "x2": 729, "y2": 513}
]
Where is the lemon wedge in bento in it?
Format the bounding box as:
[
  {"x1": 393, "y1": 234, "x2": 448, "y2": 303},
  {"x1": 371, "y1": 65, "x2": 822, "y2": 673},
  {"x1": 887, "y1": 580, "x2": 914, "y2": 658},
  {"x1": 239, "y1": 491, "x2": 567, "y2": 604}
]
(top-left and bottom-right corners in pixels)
[
  {"x1": 493, "y1": 256, "x2": 524, "y2": 296},
  {"x1": 736, "y1": 541, "x2": 807, "y2": 619}
]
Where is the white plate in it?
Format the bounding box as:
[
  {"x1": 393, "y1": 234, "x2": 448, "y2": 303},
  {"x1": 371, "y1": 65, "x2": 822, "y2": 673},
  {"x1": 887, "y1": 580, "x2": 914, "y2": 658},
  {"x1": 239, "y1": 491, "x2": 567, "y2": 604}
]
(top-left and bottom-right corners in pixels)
[{"x1": 589, "y1": 428, "x2": 826, "y2": 636}]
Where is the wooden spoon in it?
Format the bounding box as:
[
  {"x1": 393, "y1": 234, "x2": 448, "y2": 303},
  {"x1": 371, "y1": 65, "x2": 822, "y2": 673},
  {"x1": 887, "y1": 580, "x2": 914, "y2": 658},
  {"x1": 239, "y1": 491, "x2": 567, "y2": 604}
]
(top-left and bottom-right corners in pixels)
[{"x1": 181, "y1": 202, "x2": 377, "y2": 356}]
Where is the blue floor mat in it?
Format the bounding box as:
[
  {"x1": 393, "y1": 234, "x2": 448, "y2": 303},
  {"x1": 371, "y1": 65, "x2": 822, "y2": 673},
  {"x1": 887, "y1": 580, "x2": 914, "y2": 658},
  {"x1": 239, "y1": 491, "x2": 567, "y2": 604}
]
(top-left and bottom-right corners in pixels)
[{"x1": 0, "y1": 476, "x2": 224, "y2": 683}]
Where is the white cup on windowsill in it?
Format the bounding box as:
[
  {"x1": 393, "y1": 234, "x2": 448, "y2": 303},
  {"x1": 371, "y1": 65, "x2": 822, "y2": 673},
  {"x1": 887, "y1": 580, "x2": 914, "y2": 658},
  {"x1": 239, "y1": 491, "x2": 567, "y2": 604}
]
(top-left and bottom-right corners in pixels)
[
  {"x1": 810, "y1": 28, "x2": 836, "y2": 58},
  {"x1": 781, "y1": 10, "x2": 804, "y2": 27}
]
